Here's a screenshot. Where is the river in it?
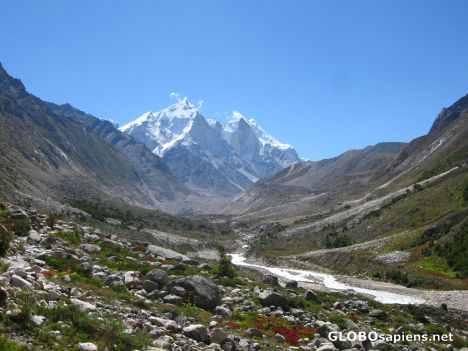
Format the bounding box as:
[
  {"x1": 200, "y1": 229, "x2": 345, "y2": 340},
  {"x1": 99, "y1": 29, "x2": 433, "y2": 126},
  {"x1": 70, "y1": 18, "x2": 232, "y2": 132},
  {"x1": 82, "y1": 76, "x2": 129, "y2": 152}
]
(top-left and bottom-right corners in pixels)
[{"x1": 230, "y1": 253, "x2": 424, "y2": 305}]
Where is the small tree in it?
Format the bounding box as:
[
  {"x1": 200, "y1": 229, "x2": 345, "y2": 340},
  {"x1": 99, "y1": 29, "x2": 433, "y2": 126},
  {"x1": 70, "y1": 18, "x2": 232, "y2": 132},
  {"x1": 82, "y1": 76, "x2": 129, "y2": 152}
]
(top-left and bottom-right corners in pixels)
[
  {"x1": 213, "y1": 245, "x2": 237, "y2": 279},
  {"x1": 0, "y1": 226, "x2": 12, "y2": 257},
  {"x1": 46, "y1": 213, "x2": 56, "y2": 228}
]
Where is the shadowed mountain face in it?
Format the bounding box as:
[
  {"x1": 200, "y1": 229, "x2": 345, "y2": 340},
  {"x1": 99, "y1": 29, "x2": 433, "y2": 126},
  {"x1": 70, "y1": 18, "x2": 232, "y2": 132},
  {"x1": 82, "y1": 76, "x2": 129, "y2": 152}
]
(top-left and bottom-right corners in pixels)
[
  {"x1": 219, "y1": 142, "x2": 407, "y2": 219},
  {"x1": 221, "y1": 93, "x2": 468, "y2": 221},
  {"x1": 0, "y1": 63, "x2": 195, "y2": 212}
]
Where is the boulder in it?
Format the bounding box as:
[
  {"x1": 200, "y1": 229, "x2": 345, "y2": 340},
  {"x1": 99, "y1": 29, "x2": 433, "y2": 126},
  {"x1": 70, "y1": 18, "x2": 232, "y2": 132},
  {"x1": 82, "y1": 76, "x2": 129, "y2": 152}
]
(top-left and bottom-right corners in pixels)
[
  {"x1": 163, "y1": 294, "x2": 184, "y2": 305},
  {"x1": 304, "y1": 289, "x2": 319, "y2": 302},
  {"x1": 11, "y1": 274, "x2": 34, "y2": 289},
  {"x1": 28, "y1": 230, "x2": 41, "y2": 242},
  {"x1": 285, "y1": 279, "x2": 298, "y2": 288},
  {"x1": 146, "y1": 269, "x2": 168, "y2": 287},
  {"x1": 71, "y1": 298, "x2": 97, "y2": 312},
  {"x1": 170, "y1": 275, "x2": 221, "y2": 310},
  {"x1": 77, "y1": 342, "x2": 98, "y2": 351},
  {"x1": 183, "y1": 324, "x2": 209, "y2": 343},
  {"x1": 9, "y1": 209, "x2": 29, "y2": 219},
  {"x1": 262, "y1": 273, "x2": 279, "y2": 286},
  {"x1": 123, "y1": 271, "x2": 140, "y2": 288},
  {"x1": 147, "y1": 245, "x2": 190, "y2": 261},
  {"x1": 369, "y1": 309, "x2": 387, "y2": 319},
  {"x1": 258, "y1": 291, "x2": 288, "y2": 308},
  {"x1": 210, "y1": 327, "x2": 228, "y2": 344},
  {"x1": 142, "y1": 280, "x2": 160, "y2": 293},
  {"x1": 79, "y1": 244, "x2": 101, "y2": 254}
]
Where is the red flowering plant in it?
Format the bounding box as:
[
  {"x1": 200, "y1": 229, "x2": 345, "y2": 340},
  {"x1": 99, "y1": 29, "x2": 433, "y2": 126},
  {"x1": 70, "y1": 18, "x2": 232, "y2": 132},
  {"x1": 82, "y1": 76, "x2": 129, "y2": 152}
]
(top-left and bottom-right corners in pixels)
[{"x1": 224, "y1": 313, "x2": 316, "y2": 345}]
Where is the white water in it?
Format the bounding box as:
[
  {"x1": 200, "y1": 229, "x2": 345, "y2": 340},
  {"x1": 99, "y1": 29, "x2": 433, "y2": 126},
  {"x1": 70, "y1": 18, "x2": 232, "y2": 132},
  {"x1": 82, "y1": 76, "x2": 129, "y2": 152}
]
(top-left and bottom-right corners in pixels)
[{"x1": 230, "y1": 253, "x2": 424, "y2": 305}]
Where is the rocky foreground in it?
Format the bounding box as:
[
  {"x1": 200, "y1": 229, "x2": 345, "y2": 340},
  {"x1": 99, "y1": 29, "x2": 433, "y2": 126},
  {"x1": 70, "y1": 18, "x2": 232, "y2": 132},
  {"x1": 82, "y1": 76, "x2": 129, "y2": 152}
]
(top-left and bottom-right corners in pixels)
[{"x1": 0, "y1": 204, "x2": 467, "y2": 351}]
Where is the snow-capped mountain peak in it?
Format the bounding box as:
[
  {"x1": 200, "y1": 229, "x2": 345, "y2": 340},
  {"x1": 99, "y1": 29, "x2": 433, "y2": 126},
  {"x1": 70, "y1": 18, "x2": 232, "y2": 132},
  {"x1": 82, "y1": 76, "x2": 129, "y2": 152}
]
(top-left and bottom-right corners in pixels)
[
  {"x1": 119, "y1": 98, "x2": 301, "y2": 197},
  {"x1": 225, "y1": 111, "x2": 293, "y2": 150}
]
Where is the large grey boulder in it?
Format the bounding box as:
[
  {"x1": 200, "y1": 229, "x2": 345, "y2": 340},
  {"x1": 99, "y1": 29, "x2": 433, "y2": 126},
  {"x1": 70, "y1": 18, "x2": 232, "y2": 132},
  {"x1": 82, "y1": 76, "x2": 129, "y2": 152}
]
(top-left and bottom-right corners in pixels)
[
  {"x1": 183, "y1": 324, "x2": 209, "y2": 343},
  {"x1": 11, "y1": 275, "x2": 34, "y2": 289},
  {"x1": 262, "y1": 273, "x2": 279, "y2": 286},
  {"x1": 79, "y1": 244, "x2": 101, "y2": 254},
  {"x1": 147, "y1": 245, "x2": 190, "y2": 261},
  {"x1": 71, "y1": 298, "x2": 97, "y2": 312},
  {"x1": 146, "y1": 269, "x2": 168, "y2": 287},
  {"x1": 304, "y1": 289, "x2": 319, "y2": 302},
  {"x1": 258, "y1": 291, "x2": 288, "y2": 308},
  {"x1": 77, "y1": 342, "x2": 98, "y2": 351},
  {"x1": 170, "y1": 275, "x2": 221, "y2": 310}
]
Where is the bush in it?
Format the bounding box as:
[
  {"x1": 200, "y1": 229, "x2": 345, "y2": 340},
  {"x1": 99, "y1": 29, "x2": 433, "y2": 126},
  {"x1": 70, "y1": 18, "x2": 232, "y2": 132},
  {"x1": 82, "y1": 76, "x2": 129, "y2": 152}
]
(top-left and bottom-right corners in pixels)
[
  {"x1": 11, "y1": 219, "x2": 30, "y2": 236},
  {"x1": 463, "y1": 181, "x2": 468, "y2": 206},
  {"x1": 0, "y1": 227, "x2": 12, "y2": 256},
  {"x1": 46, "y1": 213, "x2": 56, "y2": 228},
  {"x1": 212, "y1": 246, "x2": 237, "y2": 279},
  {"x1": 0, "y1": 337, "x2": 27, "y2": 351},
  {"x1": 325, "y1": 232, "x2": 353, "y2": 248}
]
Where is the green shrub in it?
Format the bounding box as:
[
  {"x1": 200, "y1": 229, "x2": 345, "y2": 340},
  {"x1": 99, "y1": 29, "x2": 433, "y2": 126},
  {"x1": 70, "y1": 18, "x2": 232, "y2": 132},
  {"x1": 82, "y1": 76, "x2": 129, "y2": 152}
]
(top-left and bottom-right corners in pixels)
[
  {"x1": 325, "y1": 232, "x2": 353, "y2": 248},
  {"x1": 0, "y1": 337, "x2": 27, "y2": 351},
  {"x1": 0, "y1": 228, "x2": 12, "y2": 256},
  {"x1": 463, "y1": 181, "x2": 468, "y2": 205},
  {"x1": 11, "y1": 219, "x2": 30, "y2": 236},
  {"x1": 46, "y1": 213, "x2": 56, "y2": 228},
  {"x1": 212, "y1": 246, "x2": 237, "y2": 279}
]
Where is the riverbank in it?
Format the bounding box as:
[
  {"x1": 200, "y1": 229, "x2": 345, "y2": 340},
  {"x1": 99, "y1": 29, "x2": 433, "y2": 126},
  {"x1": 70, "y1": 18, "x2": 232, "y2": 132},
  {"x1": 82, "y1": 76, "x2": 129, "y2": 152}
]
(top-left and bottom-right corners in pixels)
[{"x1": 230, "y1": 253, "x2": 468, "y2": 311}]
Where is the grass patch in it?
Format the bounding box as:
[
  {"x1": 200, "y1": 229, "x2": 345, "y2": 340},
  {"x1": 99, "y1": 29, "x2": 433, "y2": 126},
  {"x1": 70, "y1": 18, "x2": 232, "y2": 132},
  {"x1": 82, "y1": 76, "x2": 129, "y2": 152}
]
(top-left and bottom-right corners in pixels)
[
  {"x1": 416, "y1": 256, "x2": 458, "y2": 278},
  {"x1": 0, "y1": 337, "x2": 27, "y2": 351}
]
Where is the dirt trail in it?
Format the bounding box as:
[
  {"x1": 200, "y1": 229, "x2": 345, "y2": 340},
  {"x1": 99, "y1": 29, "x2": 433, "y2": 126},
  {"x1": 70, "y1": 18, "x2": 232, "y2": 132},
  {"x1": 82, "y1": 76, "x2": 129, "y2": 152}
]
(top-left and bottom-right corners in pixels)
[{"x1": 290, "y1": 230, "x2": 410, "y2": 258}]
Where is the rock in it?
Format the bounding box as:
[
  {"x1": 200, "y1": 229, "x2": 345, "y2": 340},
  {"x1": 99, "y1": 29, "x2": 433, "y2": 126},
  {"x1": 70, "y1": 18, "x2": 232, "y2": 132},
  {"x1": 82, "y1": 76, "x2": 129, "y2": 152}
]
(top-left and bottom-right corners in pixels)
[
  {"x1": 123, "y1": 271, "x2": 140, "y2": 288},
  {"x1": 304, "y1": 289, "x2": 319, "y2": 302},
  {"x1": 28, "y1": 230, "x2": 41, "y2": 242},
  {"x1": 147, "y1": 245, "x2": 190, "y2": 261},
  {"x1": 147, "y1": 269, "x2": 168, "y2": 287},
  {"x1": 30, "y1": 315, "x2": 46, "y2": 326},
  {"x1": 169, "y1": 285, "x2": 187, "y2": 298},
  {"x1": 170, "y1": 275, "x2": 221, "y2": 310},
  {"x1": 211, "y1": 327, "x2": 228, "y2": 344},
  {"x1": 77, "y1": 342, "x2": 98, "y2": 351},
  {"x1": 215, "y1": 304, "x2": 232, "y2": 317},
  {"x1": 262, "y1": 273, "x2": 279, "y2": 286},
  {"x1": 246, "y1": 328, "x2": 263, "y2": 338},
  {"x1": 163, "y1": 294, "x2": 184, "y2": 305},
  {"x1": 317, "y1": 343, "x2": 338, "y2": 351},
  {"x1": 11, "y1": 274, "x2": 34, "y2": 289},
  {"x1": 372, "y1": 340, "x2": 392, "y2": 350},
  {"x1": 71, "y1": 298, "x2": 97, "y2": 312},
  {"x1": 142, "y1": 280, "x2": 160, "y2": 293},
  {"x1": 275, "y1": 333, "x2": 286, "y2": 343},
  {"x1": 258, "y1": 291, "x2": 288, "y2": 308},
  {"x1": 369, "y1": 309, "x2": 387, "y2": 319},
  {"x1": 9, "y1": 209, "x2": 28, "y2": 219},
  {"x1": 333, "y1": 301, "x2": 344, "y2": 310},
  {"x1": 285, "y1": 279, "x2": 298, "y2": 288},
  {"x1": 346, "y1": 300, "x2": 368, "y2": 313},
  {"x1": 183, "y1": 324, "x2": 209, "y2": 343},
  {"x1": 79, "y1": 244, "x2": 101, "y2": 254}
]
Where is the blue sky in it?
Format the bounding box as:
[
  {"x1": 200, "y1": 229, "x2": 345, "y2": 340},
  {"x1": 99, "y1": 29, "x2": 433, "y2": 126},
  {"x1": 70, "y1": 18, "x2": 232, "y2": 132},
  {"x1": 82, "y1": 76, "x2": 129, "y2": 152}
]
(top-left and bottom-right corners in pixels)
[{"x1": 1, "y1": 0, "x2": 467, "y2": 160}]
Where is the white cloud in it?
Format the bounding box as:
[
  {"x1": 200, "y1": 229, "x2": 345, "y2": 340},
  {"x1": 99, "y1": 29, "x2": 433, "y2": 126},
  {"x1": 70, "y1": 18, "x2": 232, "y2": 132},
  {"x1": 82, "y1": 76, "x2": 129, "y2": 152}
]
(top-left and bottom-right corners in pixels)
[{"x1": 169, "y1": 92, "x2": 180, "y2": 100}]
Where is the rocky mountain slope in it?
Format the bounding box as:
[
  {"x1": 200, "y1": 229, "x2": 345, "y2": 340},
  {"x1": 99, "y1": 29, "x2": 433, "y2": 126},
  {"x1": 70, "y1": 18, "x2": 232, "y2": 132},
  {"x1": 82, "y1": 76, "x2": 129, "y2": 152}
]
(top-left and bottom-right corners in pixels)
[
  {"x1": 220, "y1": 142, "x2": 407, "y2": 220},
  {"x1": 221, "y1": 94, "x2": 468, "y2": 222},
  {"x1": 119, "y1": 98, "x2": 301, "y2": 197},
  {"x1": 0, "y1": 63, "x2": 199, "y2": 213}
]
